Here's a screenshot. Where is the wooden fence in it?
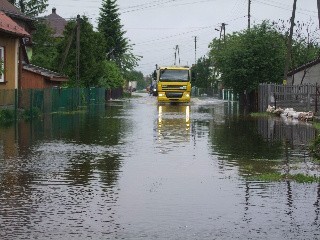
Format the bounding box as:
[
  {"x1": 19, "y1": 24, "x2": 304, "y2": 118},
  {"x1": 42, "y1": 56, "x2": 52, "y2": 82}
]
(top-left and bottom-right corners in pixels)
[{"x1": 259, "y1": 83, "x2": 320, "y2": 112}]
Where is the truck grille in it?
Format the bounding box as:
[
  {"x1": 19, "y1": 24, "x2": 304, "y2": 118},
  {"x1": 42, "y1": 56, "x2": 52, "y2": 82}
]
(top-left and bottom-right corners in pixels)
[
  {"x1": 162, "y1": 85, "x2": 187, "y2": 90},
  {"x1": 166, "y1": 92, "x2": 183, "y2": 98}
]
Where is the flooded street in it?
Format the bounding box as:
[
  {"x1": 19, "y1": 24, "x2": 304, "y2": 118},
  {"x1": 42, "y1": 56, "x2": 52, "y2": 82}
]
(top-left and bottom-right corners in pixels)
[{"x1": 0, "y1": 93, "x2": 320, "y2": 239}]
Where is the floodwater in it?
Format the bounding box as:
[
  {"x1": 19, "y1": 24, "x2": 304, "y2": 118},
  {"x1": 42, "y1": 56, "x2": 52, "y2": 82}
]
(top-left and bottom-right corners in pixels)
[{"x1": 0, "y1": 93, "x2": 320, "y2": 239}]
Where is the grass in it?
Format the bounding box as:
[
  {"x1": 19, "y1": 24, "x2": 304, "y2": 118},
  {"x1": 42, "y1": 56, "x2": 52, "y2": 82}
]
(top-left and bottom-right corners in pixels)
[
  {"x1": 313, "y1": 122, "x2": 320, "y2": 130},
  {"x1": 249, "y1": 112, "x2": 273, "y2": 117},
  {"x1": 248, "y1": 172, "x2": 320, "y2": 183}
]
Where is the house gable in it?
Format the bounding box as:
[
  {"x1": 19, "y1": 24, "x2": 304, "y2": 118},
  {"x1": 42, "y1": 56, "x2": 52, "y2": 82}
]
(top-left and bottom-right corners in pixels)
[{"x1": 287, "y1": 58, "x2": 320, "y2": 85}]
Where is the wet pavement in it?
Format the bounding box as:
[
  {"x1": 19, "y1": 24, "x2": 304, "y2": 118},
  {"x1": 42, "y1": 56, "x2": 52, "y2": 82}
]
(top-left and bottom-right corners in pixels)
[{"x1": 0, "y1": 93, "x2": 319, "y2": 239}]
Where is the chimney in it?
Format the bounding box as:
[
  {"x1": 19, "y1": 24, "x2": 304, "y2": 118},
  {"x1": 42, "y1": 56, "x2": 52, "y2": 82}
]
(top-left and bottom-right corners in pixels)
[{"x1": 52, "y1": 7, "x2": 56, "y2": 14}]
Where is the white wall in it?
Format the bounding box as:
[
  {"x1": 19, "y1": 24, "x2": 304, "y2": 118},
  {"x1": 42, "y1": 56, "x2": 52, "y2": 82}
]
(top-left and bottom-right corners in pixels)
[{"x1": 288, "y1": 63, "x2": 320, "y2": 85}]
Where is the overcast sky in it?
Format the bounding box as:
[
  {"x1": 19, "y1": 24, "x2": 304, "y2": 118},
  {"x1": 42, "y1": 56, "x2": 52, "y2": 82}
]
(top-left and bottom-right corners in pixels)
[{"x1": 44, "y1": 0, "x2": 319, "y2": 75}]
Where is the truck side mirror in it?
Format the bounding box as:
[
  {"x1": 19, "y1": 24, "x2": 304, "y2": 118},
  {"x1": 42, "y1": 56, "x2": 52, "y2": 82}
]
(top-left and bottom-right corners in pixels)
[{"x1": 153, "y1": 70, "x2": 157, "y2": 79}]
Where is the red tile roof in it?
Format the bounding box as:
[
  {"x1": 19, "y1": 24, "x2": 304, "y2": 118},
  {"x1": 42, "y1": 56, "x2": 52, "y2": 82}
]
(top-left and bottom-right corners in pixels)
[{"x1": 0, "y1": 11, "x2": 30, "y2": 37}]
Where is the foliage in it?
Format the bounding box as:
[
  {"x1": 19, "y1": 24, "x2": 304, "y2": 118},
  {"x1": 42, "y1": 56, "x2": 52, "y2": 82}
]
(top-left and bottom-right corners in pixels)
[
  {"x1": 98, "y1": 0, "x2": 140, "y2": 71},
  {"x1": 98, "y1": 61, "x2": 124, "y2": 89},
  {"x1": 124, "y1": 70, "x2": 146, "y2": 90},
  {"x1": 22, "y1": 107, "x2": 41, "y2": 120},
  {"x1": 209, "y1": 21, "x2": 287, "y2": 95},
  {"x1": 249, "y1": 112, "x2": 273, "y2": 117},
  {"x1": 0, "y1": 109, "x2": 15, "y2": 125},
  {"x1": 310, "y1": 134, "x2": 320, "y2": 160},
  {"x1": 191, "y1": 56, "x2": 216, "y2": 88},
  {"x1": 98, "y1": 0, "x2": 128, "y2": 64},
  {"x1": 55, "y1": 16, "x2": 107, "y2": 87},
  {"x1": 248, "y1": 173, "x2": 320, "y2": 183},
  {"x1": 8, "y1": 0, "x2": 48, "y2": 17},
  {"x1": 30, "y1": 20, "x2": 58, "y2": 70},
  {"x1": 0, "y1": 59, "x2": 4, "y2": 76}
]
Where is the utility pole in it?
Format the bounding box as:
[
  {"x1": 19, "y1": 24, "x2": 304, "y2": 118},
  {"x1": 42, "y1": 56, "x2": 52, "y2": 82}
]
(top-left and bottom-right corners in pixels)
[
  {"x1": 248, "y1": 0, "x2": 251, "y2": 30},
  {"x1": 220, "y1": 23, "x2": 226, "y2": 42},
  {"x1": 283, "y1": 0, "x2": 297, "y2": 84},
  {"x1": 194, "y1": 36, "x2": 197, "y2": 64},
  {"x1": 174, "y1": 45, "x2": 180, "y2": 65},
  {"x1": 76, "y1": 14, "x2": 81, "y2": 86}
]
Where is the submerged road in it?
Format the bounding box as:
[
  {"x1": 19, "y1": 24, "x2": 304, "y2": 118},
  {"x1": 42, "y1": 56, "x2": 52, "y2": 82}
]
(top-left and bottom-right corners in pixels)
[{"x1": 0, "y1": 93, "x2": 319, "y2": 239}]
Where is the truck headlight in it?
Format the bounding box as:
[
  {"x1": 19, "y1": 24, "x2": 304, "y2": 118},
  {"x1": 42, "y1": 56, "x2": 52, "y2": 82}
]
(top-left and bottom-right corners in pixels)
[
  {"x1": 159, "y1": 93, "x2": 165, "y2": 97},
  {"x1": 186, "y1": 94, "x2": 190, "y2": 97}
]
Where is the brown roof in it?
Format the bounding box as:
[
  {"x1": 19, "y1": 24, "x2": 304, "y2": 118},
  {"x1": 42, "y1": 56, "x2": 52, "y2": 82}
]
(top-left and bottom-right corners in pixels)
[
  {"x1": 23, "y1": 63, "x2": 68, "y2": 82},
  {"x1": 0, "y1": 11, "x2": 30, "y2": 37},
  {"x1": 0, "y1": 0, "x2": 32, "y2": 21},
  {"x1": 45, "y1": 8, "x2": 67, "y2": 38}
]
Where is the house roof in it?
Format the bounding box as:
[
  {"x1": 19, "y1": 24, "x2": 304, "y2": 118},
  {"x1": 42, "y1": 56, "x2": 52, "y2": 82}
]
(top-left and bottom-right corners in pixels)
[
  {"x1": 44, "y1": 8, "x2": 67, "y2": 38},
  {"x1": 0, "y1": 11, "x2": 30, "y2": 37},
  {"x1": 23, "y1": 63, "x2": 68, "y2": 82},
  {"x1": 0, "y1": 0, "x2": 32, "y2": 22},
  {"x1": 288, "y1": 57, "x2": 320, "y2": 76}
]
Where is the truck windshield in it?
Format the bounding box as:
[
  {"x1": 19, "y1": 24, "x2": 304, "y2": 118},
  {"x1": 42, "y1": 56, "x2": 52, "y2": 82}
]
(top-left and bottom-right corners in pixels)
[{"x1": 159, "y1": 69, "x2": 189, "y2": 82}]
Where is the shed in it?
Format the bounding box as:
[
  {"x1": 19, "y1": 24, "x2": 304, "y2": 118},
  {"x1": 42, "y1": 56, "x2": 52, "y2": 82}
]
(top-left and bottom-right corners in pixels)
[{"x1": 21, "y1": 63, "x2": 68, "y2": 89}]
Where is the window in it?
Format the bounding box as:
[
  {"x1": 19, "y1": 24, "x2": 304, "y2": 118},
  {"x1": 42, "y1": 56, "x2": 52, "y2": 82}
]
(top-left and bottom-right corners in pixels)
[
  {"x1": 0, "y1": 46, "x2": 4, "y2": 82},
  {"x1": 159, "y1": 69, "x2": 190, "y2": 82}
]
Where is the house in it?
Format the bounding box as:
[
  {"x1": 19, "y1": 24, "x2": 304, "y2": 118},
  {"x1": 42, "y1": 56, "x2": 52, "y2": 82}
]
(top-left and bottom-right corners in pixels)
[
  {"x1": 44, "y1": 7, "x2": 67, "y2": 38},
  {"x1": 0, "y1": 10, "x2": 30, "y2": 90},
  {"x1": 287, "y1": 58, "x2": 320, "y2": 85},
  {"x1": 0, "y1": 0, "x2": 68, "y2": 92}
]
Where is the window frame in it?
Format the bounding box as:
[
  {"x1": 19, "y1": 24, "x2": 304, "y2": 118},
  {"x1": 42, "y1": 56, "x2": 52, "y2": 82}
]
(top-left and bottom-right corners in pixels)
[{"x1": 0, "y1": 46, "x2": 4, "y2": 83}]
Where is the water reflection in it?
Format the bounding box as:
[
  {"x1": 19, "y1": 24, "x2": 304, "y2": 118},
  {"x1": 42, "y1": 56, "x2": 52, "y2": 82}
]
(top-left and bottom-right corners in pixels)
[
  {"x1": 0, "y1": 96, "x2": 320, "y2": 239},
  {"x1": 157, "y1": 105, "x2": 191, "y2": 146},
  {"x1": 0, "y1": 103, "x2": 127, "y2": 239}
]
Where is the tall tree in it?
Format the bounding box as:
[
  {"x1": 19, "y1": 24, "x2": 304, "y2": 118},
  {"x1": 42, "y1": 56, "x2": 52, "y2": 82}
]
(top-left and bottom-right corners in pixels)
[
  {"x1": 98, "y1": 0, "x2": 129, "y2": 67},
  {"x1": 8, "y1": 0, "x2": 48, "y2": 17}
]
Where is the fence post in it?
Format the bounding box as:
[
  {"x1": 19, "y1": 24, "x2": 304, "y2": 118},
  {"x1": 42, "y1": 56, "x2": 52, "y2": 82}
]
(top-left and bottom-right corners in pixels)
[
  {"x1": 14, "y1": 89, "x2": 18, "y2": 121},
  {"x1": 316, "y1": 83, "x2": 318, "y2": 113},
  {"x1": 307, "y1": 84, "x2": 310, "y2": 111},
  {"x1": 30, "y1": 89, "x2": 33, "y2": 119}
]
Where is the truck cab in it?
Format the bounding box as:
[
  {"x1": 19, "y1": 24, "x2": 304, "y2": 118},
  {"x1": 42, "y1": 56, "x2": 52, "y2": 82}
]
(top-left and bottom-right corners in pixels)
[{"x1": 156, "y1": 66, "x2": 191, "y2": 103}]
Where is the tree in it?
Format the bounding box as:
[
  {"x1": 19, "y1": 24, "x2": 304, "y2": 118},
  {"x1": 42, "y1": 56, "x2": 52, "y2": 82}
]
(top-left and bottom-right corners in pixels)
[
  {"x1": 209, "y1": 22, "x2": 286, "y2": 95},
  {"x1": 98, "y1": 0, "x2": 128, "y2": 62},
  {"x1": 125, "y1": 70, "x2": 146, "y2": 90},
  {"x1": 98, "y1": 61, "x2": 124, "y2": 89},
  {"x1": 192, "y1": 56, "x2": 215, "y2": 89},
  {"x1": 55, "y1": 16, "x2": 107, "y2": 87},
  {"x1": 8, "y1": 0, "x2": 48, "y2": 17},
  {"x1": 30, "y1": 20, "x2": 58, "y2": 70},
  {"x1": 98, "y1": 0, "x2": 139, "y2": 70}
]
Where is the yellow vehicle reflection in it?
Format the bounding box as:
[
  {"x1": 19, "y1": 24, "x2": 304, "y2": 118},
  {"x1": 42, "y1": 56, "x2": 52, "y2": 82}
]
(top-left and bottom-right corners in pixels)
[{"x1": 157, "y1": 105, "x2": 191, "y2": 143}]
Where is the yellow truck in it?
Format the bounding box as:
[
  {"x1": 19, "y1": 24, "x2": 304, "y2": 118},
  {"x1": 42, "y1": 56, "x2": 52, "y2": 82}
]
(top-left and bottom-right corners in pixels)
[{"x1": 155, "y1": 66, "x2": 192, "y2": 103}]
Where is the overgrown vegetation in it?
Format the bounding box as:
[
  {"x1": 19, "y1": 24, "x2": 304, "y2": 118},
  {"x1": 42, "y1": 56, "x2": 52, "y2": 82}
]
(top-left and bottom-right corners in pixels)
[
  {"x1": 0, "y1": 107, "x2": 42, "y2": 126},
  {"x1": 0, "y1": 109, "x2": 15, "y2": 125},
  {"x1": 249, "y1": 112, "x2": 273, "y2": 118},
  {"x1": 248, "y1": 172, "x2": 320, "y2": 183},
  {"x1": 21, "y1": 107, "x2": 42, "y2": 120}
]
